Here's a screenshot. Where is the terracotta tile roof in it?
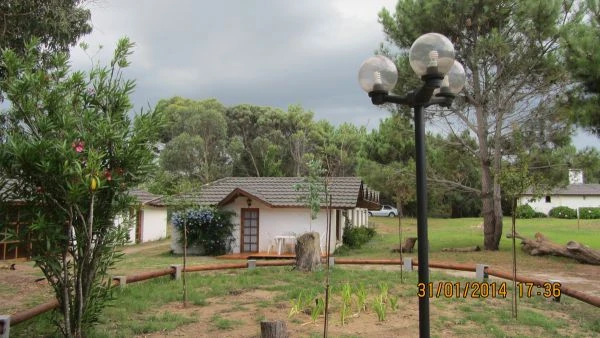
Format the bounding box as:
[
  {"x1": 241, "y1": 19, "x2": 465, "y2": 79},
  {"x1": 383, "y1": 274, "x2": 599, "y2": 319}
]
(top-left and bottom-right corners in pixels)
[
  {"x1": 165, "y1": 177, "x2": 378, "y2": 209},
  {"x1": 128, "y1": 189, "x2": 165, "y2": 207},
  {"x1": 523, "y1": 184, "x2": 600, "y2": 196}
]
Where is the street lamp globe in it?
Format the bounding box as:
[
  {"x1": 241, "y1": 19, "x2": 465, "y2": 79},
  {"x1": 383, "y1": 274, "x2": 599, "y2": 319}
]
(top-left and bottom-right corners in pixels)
[
  {"x1": 444, "y1": 60, "x2": 466, "y2": 94},
  {"x1": 409, "y1": 33, "x2": 455, "y2": 76},
  {"x1": 358, "y1": 55, "x2": 398, "y2": 93},
  {"x1": 436, "y1": 60, "x2": 467, "y2": 97}
]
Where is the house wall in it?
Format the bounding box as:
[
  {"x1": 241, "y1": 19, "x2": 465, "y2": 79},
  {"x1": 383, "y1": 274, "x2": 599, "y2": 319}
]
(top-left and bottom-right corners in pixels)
[
  {"x1": 520, "y1": 195, "x2": 600, "y2": 215},
  {"x1": 223, "y1": 196, "x2": 344, "y2": 255},
  {"x1": 140, "y1": 206, "x2": 167, "y2": 242},
  {"x1": 116, "y1": 206, "x2": 167, "y2": 244}
]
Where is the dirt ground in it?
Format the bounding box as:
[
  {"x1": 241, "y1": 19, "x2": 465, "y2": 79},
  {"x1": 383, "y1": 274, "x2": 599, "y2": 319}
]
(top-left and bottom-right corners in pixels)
[{"x1": 2, "y1": 239, "x2": 600, "y2": 337}]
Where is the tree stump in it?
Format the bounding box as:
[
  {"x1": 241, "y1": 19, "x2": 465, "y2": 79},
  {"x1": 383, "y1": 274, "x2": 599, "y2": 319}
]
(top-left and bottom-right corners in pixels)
[
  {"x1": 391, "y1": 237, "x2": 417, "y2": 253},
  {"x1": 260, "y1": 320, "x2": 288, "y2": 338},
  {"x1": 295, "y1": 232, "x2": 322, "y2": 272}
]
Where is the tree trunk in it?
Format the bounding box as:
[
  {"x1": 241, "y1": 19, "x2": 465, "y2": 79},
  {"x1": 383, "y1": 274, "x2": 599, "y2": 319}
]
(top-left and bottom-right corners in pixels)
[
  {"x1": 294, "y1": 232, "x2": 322, "y2": 272},
  {"x1": 508, "y1": 232, "x2": 600, "y2": 265},
  {"x1": 481, "y1": 158, "x2": 499, "y2": 250},
  {"x1": 260, "y1": 320, "x2": 288, "y2": 338}
]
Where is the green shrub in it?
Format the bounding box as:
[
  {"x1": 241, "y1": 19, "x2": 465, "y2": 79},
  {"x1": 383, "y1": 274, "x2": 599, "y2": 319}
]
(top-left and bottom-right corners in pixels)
[
  {"x1": 534, "y1": 212, "x2": 548, "y2": 218},
  {"x1": 579, "y1": 207, "x2": 600, "y2": 219},
  {"x1": 342, "y1": 225, "x2": 376, "y2": 249},
  {"x1": 548, "y1": 206, "x2": 577, "y2": 219},
  {"x1": 516, "y1": 204, "x2": 536, "y2": 218},
  {"x1": 172, "y1": 208, "x2": 235, "y2": 255}
]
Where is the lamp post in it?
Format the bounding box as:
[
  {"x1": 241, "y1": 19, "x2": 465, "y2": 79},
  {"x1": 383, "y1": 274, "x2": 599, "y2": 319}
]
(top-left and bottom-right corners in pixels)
[{"x1": 358, "y1": 33, "x2": 465, "y2": 338}]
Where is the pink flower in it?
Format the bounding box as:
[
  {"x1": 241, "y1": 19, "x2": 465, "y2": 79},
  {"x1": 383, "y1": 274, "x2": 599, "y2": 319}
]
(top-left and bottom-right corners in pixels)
[
  {"x1": 72, "y1": 140, "x2": 85, "y2": 153},
  {"x1": 104, "y1": 169, "x2": 112, "y2": 181}
]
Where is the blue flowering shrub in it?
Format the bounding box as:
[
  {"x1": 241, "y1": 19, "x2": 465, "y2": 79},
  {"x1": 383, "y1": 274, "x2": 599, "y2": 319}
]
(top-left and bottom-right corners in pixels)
[{"x1": 172, "y1": 208, "x2": 235, "y2": 255}]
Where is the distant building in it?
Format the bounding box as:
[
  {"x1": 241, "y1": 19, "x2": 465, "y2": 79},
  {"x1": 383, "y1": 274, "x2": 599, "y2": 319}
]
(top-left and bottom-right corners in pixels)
[{"x1": 519, "y1": 169, "x2": 600, "y2": 215}]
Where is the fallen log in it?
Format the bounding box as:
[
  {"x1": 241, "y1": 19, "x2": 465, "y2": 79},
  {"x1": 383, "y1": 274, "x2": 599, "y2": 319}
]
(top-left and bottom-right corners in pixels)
[
  {"x1": 442, "y1": 246, "x2": 481, "y2": 252},
  {"x1": 507, "y1": 232, "x2": 600, "y2": 265}
]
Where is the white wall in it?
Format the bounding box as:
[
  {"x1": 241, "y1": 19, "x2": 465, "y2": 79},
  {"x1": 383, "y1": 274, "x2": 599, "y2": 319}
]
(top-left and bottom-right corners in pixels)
[
  {"x1": 520, "y1": 195, "x2": 600, "y2": 215},
  {"x1": 223, "y1": 196, "x2": 342, "y2": 255},
  {"x1": 140, "y1": 206, "x2": 168, "y2": 242}
]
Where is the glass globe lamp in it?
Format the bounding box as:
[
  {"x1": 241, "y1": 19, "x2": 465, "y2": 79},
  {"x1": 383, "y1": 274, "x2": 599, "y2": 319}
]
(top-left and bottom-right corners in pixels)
[
  {"x1": 409, "y1": 33, "x2": 455, "y2": 76},
  {"x1": 358, "y1": 55, "x2": 398, "y2": 93}
]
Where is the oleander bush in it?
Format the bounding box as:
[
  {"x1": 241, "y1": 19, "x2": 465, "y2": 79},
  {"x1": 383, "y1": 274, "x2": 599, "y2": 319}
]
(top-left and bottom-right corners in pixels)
[{"x1": 548, "y1": 206, "x2": 577, "y2": 219}]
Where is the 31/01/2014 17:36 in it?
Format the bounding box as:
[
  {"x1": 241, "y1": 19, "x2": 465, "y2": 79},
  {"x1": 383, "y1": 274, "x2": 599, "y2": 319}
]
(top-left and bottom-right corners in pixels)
[{"x1": 417, "y1": 281, "x2": 562, "y2": 299}]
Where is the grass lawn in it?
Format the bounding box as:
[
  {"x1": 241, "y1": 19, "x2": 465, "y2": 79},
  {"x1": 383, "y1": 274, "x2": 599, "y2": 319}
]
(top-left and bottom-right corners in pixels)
[{"x1": 6, "y1": 217, "x2": 600, "y2": 337}]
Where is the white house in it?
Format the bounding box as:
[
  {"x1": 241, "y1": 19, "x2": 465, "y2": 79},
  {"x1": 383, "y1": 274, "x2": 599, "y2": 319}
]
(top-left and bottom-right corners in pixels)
[
  {"x1": 121, "y1": 189, "x2": 168, "y2": 244},
  {"x1": 167, "y1": 177, "x2": 380, "y2": 255},
  {"x1": 519, "y1": 169, "x2": 600, "y2": 215}
]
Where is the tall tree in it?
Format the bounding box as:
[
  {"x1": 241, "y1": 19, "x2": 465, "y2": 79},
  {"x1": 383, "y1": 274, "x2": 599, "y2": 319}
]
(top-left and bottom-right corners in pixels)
[
  {"x1": 427, "y1": 132, "x2": 481, "y2": 218},
  {"x1": 153, "y1": 97, "x2": 229, "y2": 190},
  {"x1": 562, "y1": 0, "x2": 600, "y2": 135},
  {"x1": 360, "y1": 114, "x2": 415, "y2": 211},
  {"x1": 0, "y1": 38, "x2": 163, "y2": 337},
  {"x1": 0, "y1": 0, "x2": 91, "y2": 80},
  {"x1": 379, "y1": 0, "x2": 575, "y2": 249}
]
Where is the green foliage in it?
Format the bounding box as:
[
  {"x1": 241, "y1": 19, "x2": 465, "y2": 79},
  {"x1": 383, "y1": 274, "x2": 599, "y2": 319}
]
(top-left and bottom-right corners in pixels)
[
  {"x1": 293, "y1": 158, "x2": 326, "y2": 220},
  {"x1": 172, "y1": 208, "x2": 235, "y2": 256},
  {"x1": 549, "y1": 206, "x2": 577, "y2": 219},
  {"x1": 372, "y1": 294, "x2": 387, "y2": 322},
  {"x1": 0, "y1": 38, "x2": 163, "y2": 336},
  {"x1": 516, "y1": 205, "x2": 537, "y2": 219},
  {"x1": 378, "y1": 0, "x2": 576, "y2": 249},
  {"x1": 153, "y1": 97, "x2": 230, "y2": 189},
  {"x1": 355, "y1": 283, "x2": 367, "y2": 313},
  {"x1": 0, "y1": 0, "x2": 91, "y2": 81},
  {"x1": 562, "y1": 0, "x2": 600, "y2": 135},
  {"x1": 579, "y1": 207, "x2": 600, "y2": 219},
  {"x1": 311, "y1": 297, "x2": 325, "y2": 323},
  {"x1": 342, "y1": 225, "x2": 376, "y2": 249},
  {"x1": 339, "y1": 282, "x2": 353, "y2": 325}
]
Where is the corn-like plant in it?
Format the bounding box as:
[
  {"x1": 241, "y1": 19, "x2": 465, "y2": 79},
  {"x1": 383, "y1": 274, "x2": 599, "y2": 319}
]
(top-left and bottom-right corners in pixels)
[
  {"x1": 389, "y1": 295, "x2": 400, "y2": 311},
  {"x1": 288, "y1": 291, "x2": 306, "y2": 318},
  {"x1": 340, "y1": 282, "x2": 353, "y2": 325},
  {"x1": 379, "y1": 282, "x2": 389, "y2": 302},
  {"x1": 355, "y1": 283, "x2": 367, "y2": 313},
  {"x1": 311, "y1": 297, "x2": 325, "y2": 323},
  {"x1": 372, "y1": 295, "x2": 387, "y2": 321}
]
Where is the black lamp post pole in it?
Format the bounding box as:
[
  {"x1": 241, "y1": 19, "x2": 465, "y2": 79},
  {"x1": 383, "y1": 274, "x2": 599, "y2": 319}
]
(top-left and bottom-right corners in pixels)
[{"x1": 413, "y1": 104, "x2": 430, "y2": 338}]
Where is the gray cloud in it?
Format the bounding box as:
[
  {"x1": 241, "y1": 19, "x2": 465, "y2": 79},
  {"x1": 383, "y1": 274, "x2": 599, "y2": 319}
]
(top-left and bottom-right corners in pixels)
[{"x1": 68, "y1": 0, "x2": 598, "y2": 149}]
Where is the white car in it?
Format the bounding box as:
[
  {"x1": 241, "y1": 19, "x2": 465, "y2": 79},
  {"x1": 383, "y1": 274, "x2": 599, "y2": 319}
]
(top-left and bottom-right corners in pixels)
[{"x1": 369, "y1": 205, "x2": 398, "y2": 217}]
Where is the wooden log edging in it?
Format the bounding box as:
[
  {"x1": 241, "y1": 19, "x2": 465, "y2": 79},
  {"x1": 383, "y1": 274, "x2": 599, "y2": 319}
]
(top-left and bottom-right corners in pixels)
[
  {"x1": 4, "y1": 258, "x2": 599, "y2": 334},
  {"x1": 335, "y1": 258, "x2": 600, "y2": 308},
  {"x1": 3, "y1": 260, "x2": 296, "y2": 331}
]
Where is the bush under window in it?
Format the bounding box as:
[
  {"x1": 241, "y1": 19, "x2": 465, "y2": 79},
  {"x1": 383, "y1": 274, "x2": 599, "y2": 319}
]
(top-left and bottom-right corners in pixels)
[
  {"x1": 548, "y1": 206, "x2": 577, "y2": 219},
  {"x1": 172, "y1": 208, "x2": 235, "y2": 256}
]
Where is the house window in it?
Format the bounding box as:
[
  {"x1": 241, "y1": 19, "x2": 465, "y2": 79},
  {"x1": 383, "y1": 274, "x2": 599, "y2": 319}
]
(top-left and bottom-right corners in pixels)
[{"x1": 545, "y1": 196, "x2": 551, "y2": 203}]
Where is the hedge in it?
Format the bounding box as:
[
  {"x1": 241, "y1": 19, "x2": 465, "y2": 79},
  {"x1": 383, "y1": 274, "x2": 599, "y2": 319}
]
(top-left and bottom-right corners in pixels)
[{"x1": 548, "y1": 206, "x2": 577, "y2": 219}]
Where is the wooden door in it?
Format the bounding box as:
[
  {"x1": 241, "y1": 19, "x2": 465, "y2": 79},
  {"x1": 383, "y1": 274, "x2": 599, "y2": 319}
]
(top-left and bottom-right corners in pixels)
[{"x1": 241, "y1": 208, "x2": 259, "y2": 253}]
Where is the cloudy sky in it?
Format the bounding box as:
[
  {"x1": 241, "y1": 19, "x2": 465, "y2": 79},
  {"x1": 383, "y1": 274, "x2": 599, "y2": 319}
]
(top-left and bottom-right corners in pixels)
[{"x1": 70, "y1": 0, "x2": 597, "y2": 149}]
